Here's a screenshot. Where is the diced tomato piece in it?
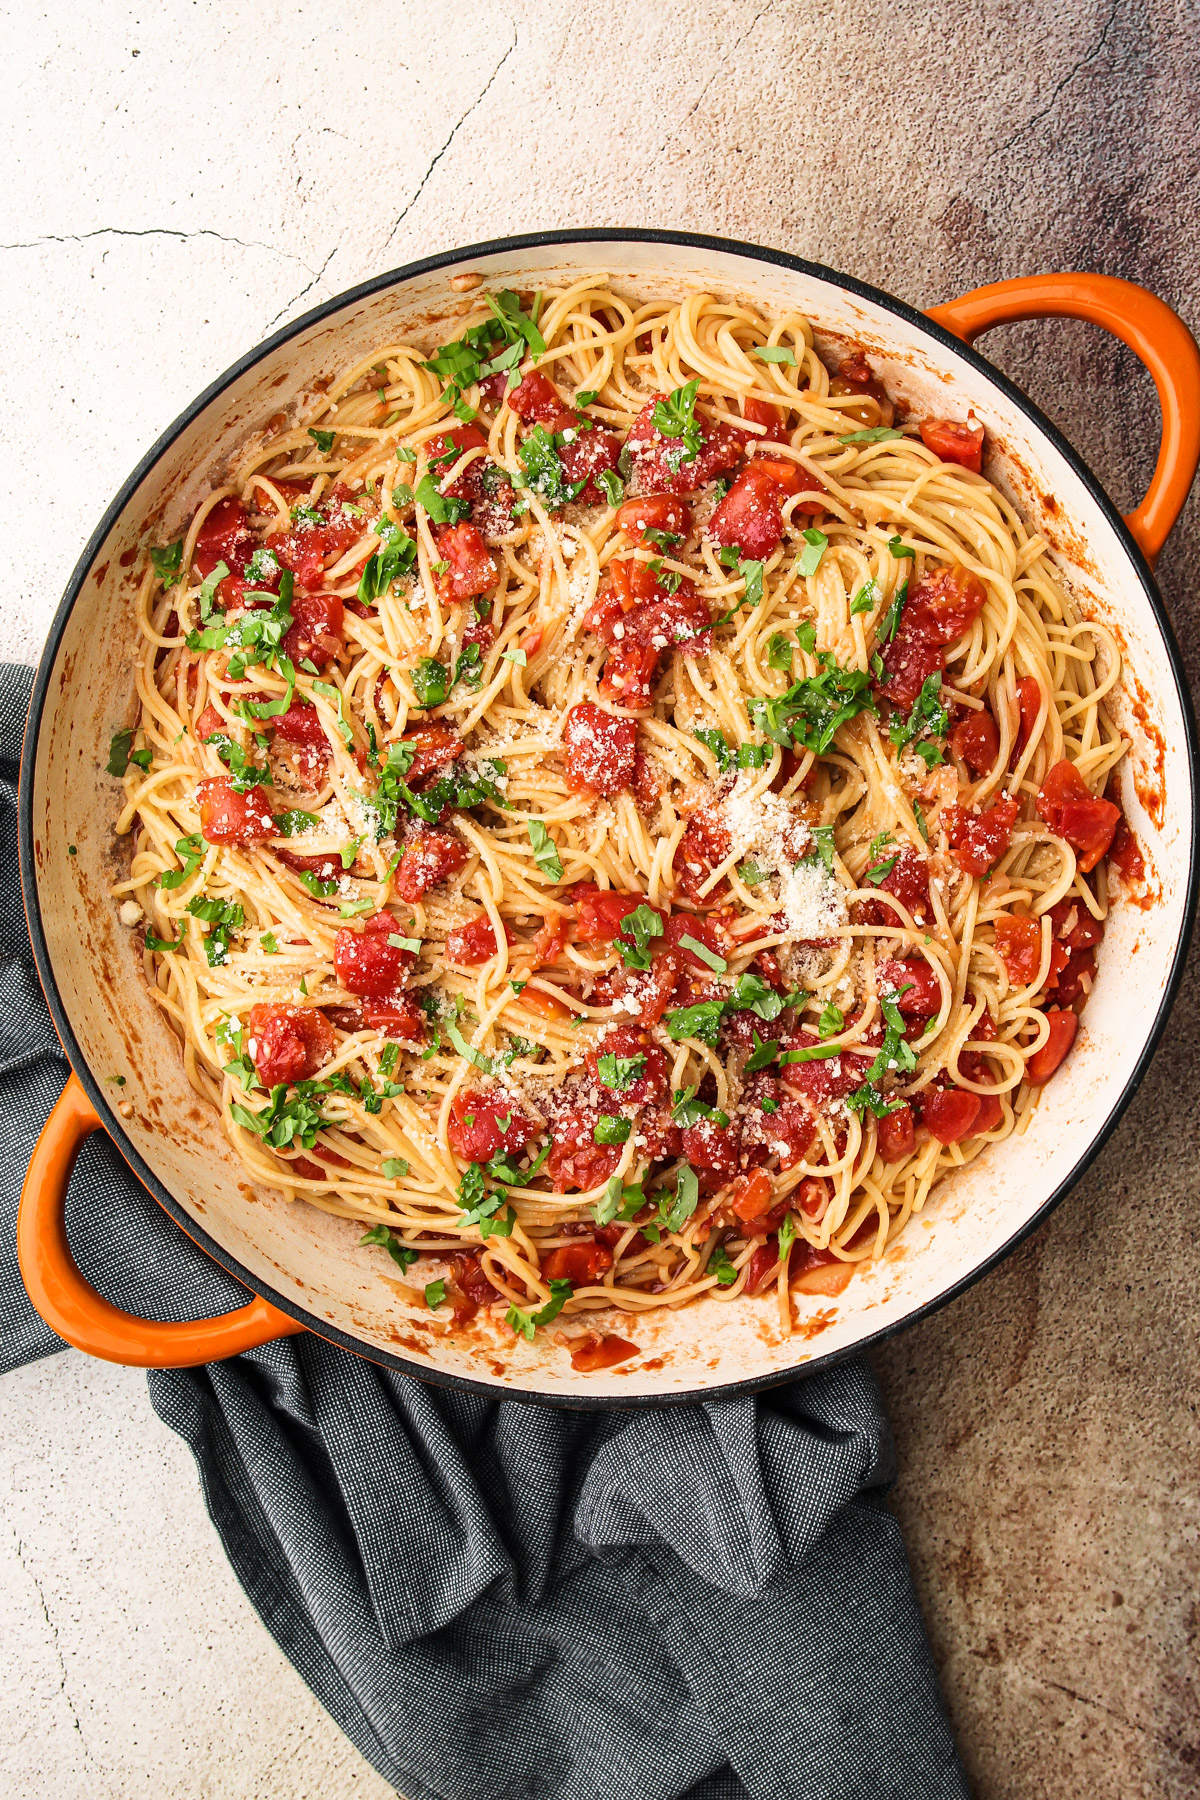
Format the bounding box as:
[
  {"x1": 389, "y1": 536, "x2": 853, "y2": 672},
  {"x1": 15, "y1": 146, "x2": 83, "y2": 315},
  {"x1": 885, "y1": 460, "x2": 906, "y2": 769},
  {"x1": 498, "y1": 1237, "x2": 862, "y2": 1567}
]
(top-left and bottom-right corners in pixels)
[
  {"x1": 1048, "y1": 945, "x2": 1096, "y2": 1006},
  {"x1": 731, "y1": 1169, "x2": 774, "y2": 1223},
  {"x1": 779, "y1": 1030, "x2": 873, "y2": 1103},
  {"x1": 791, "y1": 1242, "x2": 854, "y2": 1297},
  {"x1": 662, "y1": 911, "x2": 728, "y2": 971},
  {"x1": 193, "y1": 497, "x2": 253, "y2": 592},
  {"x1": 281, "y1": 591, "x2": 345, "y2": 672},
  {"x1": 572, "y1": 884, "x2": 663, "y2": 944},
  {"x1": 529, "y1": 914, "x2": 568, "y2": 968},
  {"x1": 794, "y1": 1177, "x2": 828, "y2": 1220},
  {"x1": 554, "y1": 420, "x2": 623, "y2": 504},
  {"x1": 919, "y1": 417, "x2": 985, "y2": 472},
  {"x1": 477, "y1": 371, "x2": 510, "y2": 412},
  {"x1": 876, "y1": 1103, "x2": 915, "y2": 1162},
  {"x1": 856, "y1": 846, "x2": 931, "y2": 925},
  {"x1": 994, "y1": 914, "x2": 1043, "y2": 985},
  {"x1": 706, "y1": 465, "x2": 786, "y2": 559},
  {"x1": 563, "y1": 703, "x2": 637, "y2": 797},
  {"x1": 197, "y1": 777, "x2": 275, "y2": 845},
  {"x1": 745, "y1": 1239, "x2": 782, "y2": 1295},
  {"x1": 673, "y1": 811, "x2": 733, "y2": 905},
  {"x1": 1026, "y1": 1009, "x2": 1079, "y2": 1084},
  {"x1": 448, "y1": 1249, "x2": 502, "y2": 1310},
  {"x1": 681, "y1": 1115, "x2": 740, "y2": 1177},
  {"x1": 1048, "y1": 897, "x2": 1105, "y2": 951},
  {"x1": 592, "y1": 955, "x2": 679, "y2": 1026},
  {"x1": 542, "y1": 1088, "x2": 623, "y2": 1192},
  {"x1": 951, "y1": 708, "x2": 1000, "y2": 773},
  {"x1": 1036, "y1": 761, "x2": 1120, "y2": 872},
  {"x1": 616, "y1": 493, "x2": 692, "y2": 543},
  {"x1": 541, "y1": 1240, "x2": 614, "y2": 1284},
  {"x1": 880, "y1": 567, "x2": 988, "y2": 708},
  {"x1": 398, "y1": 722, "x2": 460, "y2": 786},
  {"x1": 569, "y1": 1333, "x2": 640, "y2": 1371},
  {"x1": 751, "y1": 455, "x2": 826, "y2": 515},
  {"x1": 448, "y1": 1089, "x2": 537, "y2": 1162},
  {"x1": 876, "y1": 957, "x2": 942, "y2": 1016},
  {"x1": 1107, "y1": 812, "x2": 1145, "y2": 885},
  {"x1": 972, "y1": 1091, "x2": 1005, "y2": 1133},
  {"x1": 597, "y1": 637, "x2": 660, "y2": 711},
  {"x1": 395, "y1": 830, "x2": 469, "y2": 902},
  {"x1": 831, "y1": 352, "x2": 878, "y2": 394},
  {"x1": 508, "y1": 371, "x2": 561, "y2": 423},
  {"x1": 1014, "y1": 676, "x2": 1043, "y2": 757},
  {"x1": 195, "y1": 703, "x2": 225, "y2": 742},
  {"x1": 742, "y1": 393, "x2": 785, "y2": 432},
  {"x1": 270, "y1": 701, "x2": 326, "y2": 747},
  {"x1": 334, "y1": 914, "x2": 412, "y2": 997},
  {"x1": 585, "y1": 1024, "x2": 669, "y2": 1106},
  {"x1": 921, "y1": 1086, "x2": 983, "y2": 1144},
  {"x1": 946, "y1": 796, "x2": 1020, "y2": 876},
  {"x1": 363, "y1": 993, "x2": 427, "y2": 1039},
  {"x1": 427, "y1": 422, "x2": 489, "y2": 464},
  {"x1": 623, "y1": 394, "x2": 744, "y2": 495},
  {"x1": 1055, "y1": 799, "x2": 1121, "y2": 874},
  {"x1": 246, "y1": 1004, "x2": 335, "y2": 1087},
  {"x1": 275, "y1": 844, "x2": 342, "y2": 880},
  {"x1": 433, "y1": 522, "x2": 497, "y2": 604},
  {"x1": 445, "y1": 914, "x2": 512, "y2": 965}
]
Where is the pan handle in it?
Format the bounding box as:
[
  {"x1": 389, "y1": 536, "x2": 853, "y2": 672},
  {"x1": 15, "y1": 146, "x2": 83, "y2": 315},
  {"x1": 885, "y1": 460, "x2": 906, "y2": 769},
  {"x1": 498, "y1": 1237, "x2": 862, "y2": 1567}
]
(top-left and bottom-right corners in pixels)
[
  {"x1": 17, "y1": 1074, "x2": 304, "y2": 1367},
  {"x1": 926, "y1": 273, "x2": 1200, "y2": 566}
]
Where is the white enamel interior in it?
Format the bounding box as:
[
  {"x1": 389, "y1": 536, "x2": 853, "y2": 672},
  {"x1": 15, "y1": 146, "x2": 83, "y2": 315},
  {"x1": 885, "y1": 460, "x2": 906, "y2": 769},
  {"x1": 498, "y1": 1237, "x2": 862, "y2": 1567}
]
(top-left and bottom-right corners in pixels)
[{"x1": 28, "y1": 239, "x2": 1194, "y2": 1399}]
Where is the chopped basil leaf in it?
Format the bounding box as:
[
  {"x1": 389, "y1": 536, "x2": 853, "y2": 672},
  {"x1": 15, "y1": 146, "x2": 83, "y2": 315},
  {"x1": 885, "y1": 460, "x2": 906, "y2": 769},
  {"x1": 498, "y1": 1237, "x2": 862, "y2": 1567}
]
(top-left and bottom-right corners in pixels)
[
  {"x1": 597, "y1": 1052, "x2": 647, "y2": 1091},
  {"x1": 888, "y1": 535, "x2": 916, "y2": 560},
  {"x1": 658, "y1": 1165, "x2": 699, "y2": 1232},
  {"x1": 107, "y1": 728, "x2": 134, "y2": 776},
  {"x1": 526, "y1": 819, "x2": 563, "y2": 882},
  {"x1": 507, "y1": 1277, "x2": 573, "y2": 1340},
  {"x1": 752, "y1": 345, "x2": 797, "y2": 366},
  {"x1": 678, "y1": 933, "x2": 726, "y2": 973},
  {"x1": 615, "y1": 902, "x2": 663, "y2": 971},
  {"x1": 594, "y1": 1114, "x2": 631, "y2": 1145},
  {"x1": 412, "y1": 658, "x2": 449, "y2": 708},
  {"x1": 708, "y1": 1241, "x2": 739, "y2": 1285},
  {"x1": 425, "y1": 1278, "x2": 446, "y2": 1309},
  {"x1": 414, "y1": 474, "x2": 470, "y2": 526},
  {"x1": 748, "y1": 653, "x2": 876, "y2": 754},
  {"x1": 767, "y1": 633, "x2": 794, "y2": 671},
  {"x1": 798, "y1": 528, "x2": 828, "y2": 577},
  {"x1": 850, "y1": 580, "x2": 878, "y2": 617},
  {"x1": 149, "y1": 540, "x2": 183, "y2": 587},
  {"x1": 818, "y1": 1001, "x2": 844, "y2": 1038},
  {"x1": 446, "y1": 1022, "x2": 492, "y2": 1072},
  {"x1": 839, "y1": 427, "x2": 904, "y2": 445},
  {"x1": 651, "y1": 379, "x2": 703, "y2": 462}
]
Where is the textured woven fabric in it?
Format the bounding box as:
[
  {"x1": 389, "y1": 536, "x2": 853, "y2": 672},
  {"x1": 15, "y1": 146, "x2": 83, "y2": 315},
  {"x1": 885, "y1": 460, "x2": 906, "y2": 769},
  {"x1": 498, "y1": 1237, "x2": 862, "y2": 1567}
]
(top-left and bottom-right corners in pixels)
[{"x1": 0, "y1": 660, "x2": 967, "y2": 1800}]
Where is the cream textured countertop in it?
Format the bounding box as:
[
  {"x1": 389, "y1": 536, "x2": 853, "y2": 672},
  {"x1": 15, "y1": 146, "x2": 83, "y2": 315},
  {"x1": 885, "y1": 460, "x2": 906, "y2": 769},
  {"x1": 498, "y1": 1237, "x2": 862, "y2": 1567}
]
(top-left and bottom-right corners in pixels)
[{"x1": 3, "y1": 2, "x2": 1198, "y2": 1795}]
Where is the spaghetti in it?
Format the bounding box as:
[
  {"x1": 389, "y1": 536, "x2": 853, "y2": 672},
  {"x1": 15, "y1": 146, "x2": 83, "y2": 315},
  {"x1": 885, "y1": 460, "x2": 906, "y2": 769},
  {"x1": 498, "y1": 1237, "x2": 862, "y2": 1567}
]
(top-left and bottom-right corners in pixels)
[{"x1": 112, "y1": 275, "x2": 1137, "y2": 1343}]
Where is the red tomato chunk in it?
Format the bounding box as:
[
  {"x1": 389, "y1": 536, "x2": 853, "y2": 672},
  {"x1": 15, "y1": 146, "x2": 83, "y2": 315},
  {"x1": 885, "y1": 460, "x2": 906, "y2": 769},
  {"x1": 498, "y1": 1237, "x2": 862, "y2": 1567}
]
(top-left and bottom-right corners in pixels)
[
  {"x1": 541, "y1": 1240, "x2": 614, "y2": 1285},
  {"x1": 994, "y1": 914, "x2": 1042, "y2": 985},
  {"x1": 563, "y1": 703, "x2": 637, "y2": 797},
  {"x1": 434, "y1": 522, "x2": 497, "y2": 604},
  {"x1": 246, "y1": 1004, "x2": 334, "y2": 1087},
  {"x1": 616, "y1": 493, "x2": 692, "y2": 544},
  {"x1": 623, "y1": 394, "x2": 744, "y2": 495},
  {"x1": 946, "y1": 797, "x2": 1020, "y2": 876},
  {"x1": 281, "y1": 591, "x2": 345, "y2": 672},
  {"x1": 919, "y1": 417, "x2": 985, "y2": 472},
  {"x1": 445, "y1": 915, "x2": 511, "y2": 965},
  {"x1": 448, "y1": 1089, "x2": 537, "y2": 1162},
  {"x1": 508, "y1": 371, "x2": 561, "y2": 423},
  {"x1": 395, "y1": 831, "x2": 469, "y2": 902},
  {"x1": 1026, "y1": 1009, "x2": 1078, "y2": 1084},
  {"x1": 880, "y1": 567, "x2": 987, "y2": 709},
  {"x1": 197, "y1": 778, "x2": 276, "y2": 845},
  {"x1": 334, "y1": 914, "x2": 413, "y2": 997},
  {"x1": 876, "y1": 1103, "x2": 915, "y2": 1162},
  {"x1": 1036, "y1": 761, "x2": 1120, "y2": 873},
  {"x1": 951, "y1": 709, "x2": 1000, "y2": 774},
  {"x1": 921, "y1": 1086, "x2": 982, "y2": 1144}
]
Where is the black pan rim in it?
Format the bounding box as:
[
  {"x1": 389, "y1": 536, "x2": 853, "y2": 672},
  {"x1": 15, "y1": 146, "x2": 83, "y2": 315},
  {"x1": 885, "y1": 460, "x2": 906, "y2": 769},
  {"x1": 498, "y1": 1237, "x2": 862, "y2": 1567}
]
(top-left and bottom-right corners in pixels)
[{"x1": 18, "y1": 226, "x2": 1200, "y2": 1408}]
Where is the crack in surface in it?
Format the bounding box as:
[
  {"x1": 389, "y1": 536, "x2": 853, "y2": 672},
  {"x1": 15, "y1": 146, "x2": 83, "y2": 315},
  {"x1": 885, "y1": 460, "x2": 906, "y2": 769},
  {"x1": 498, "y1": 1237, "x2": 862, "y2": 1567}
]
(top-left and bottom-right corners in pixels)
[
  {"x1": 653, "y1": 0, "x2": 779, "y2": 154},
  {"x1": 0, "y1": 225, "x2": 312, "y2": 265},
  {"x1": 381, "y1": 29, "x2": 517, "y2": 252},
  {"x1": 986, "y1": 0, "x2": 1121, "y2": 163},
  {"x1": 11, "y1": 1531, "x2": 92, "y2": 1763},
  {"x1": 1040, "y1": 1676, "x2": 1199, "y2": 1764},
  {"x1": 261, "y1": 245, "x2": 339, "y2": 335}
]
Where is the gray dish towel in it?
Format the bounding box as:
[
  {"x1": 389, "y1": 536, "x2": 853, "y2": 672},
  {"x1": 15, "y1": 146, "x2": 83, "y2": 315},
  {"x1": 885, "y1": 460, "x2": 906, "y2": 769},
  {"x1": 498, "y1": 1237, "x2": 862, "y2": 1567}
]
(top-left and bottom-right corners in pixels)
[{"x1": 0, "y1": 660, "x2": 967, "y2": 1800}]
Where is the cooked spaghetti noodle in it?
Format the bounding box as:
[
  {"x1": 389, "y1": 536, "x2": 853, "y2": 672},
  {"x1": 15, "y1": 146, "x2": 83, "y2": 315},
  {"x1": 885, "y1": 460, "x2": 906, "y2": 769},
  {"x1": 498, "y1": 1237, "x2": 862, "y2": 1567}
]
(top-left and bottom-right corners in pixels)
[{"x1": 111, "y1": 276, "x2": 1137, "y2": 1344}]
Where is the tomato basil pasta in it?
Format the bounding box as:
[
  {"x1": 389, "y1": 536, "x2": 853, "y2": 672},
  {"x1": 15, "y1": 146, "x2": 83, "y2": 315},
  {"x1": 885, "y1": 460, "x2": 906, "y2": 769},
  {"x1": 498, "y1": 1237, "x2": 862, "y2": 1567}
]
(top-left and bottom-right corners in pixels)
[{"x1": 112, "y1": 275, "x2": 1141, "y2": 1355}]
